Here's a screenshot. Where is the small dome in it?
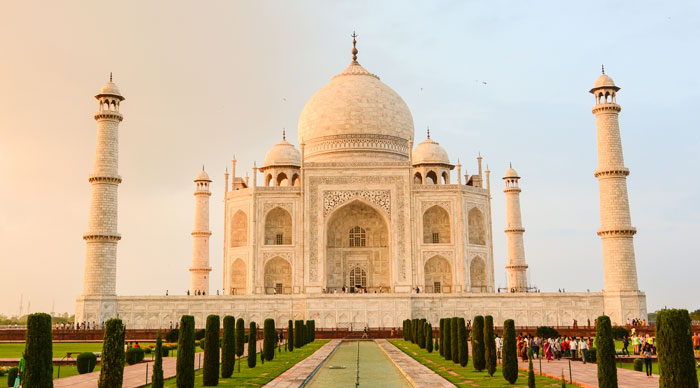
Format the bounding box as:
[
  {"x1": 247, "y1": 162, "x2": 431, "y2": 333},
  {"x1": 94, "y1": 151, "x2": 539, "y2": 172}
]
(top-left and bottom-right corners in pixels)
[
  {"x1": 195, "y1": 169, "x2": 211, "y2": 181},
  {"x1": 95, "y1": 75, "x2": 125, "y2": 100},
  {"x1": 263, "y1": 139, "x2": 301, "y2": 168},
  {"x1": 593, "y1": 74, "x2": 616, "y2": 89},
  {"x1": 503, "y1": 167, "x2": 519, "y2": 179},
  {"x1": 412, "y1": 137, "x2": 450, "y2": 165}
]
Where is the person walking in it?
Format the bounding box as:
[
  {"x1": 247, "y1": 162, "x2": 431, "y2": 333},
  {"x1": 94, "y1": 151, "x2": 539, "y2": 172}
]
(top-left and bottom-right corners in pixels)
[
  {"x1": 570, "y1": 337, "x2": 578, "y2": 360},
  {"x1": 622, "y1": 335, "x2": 630, "y2": 356},
  {"x1": 544, "y1": 338, "x2": 553, "y2": 362},
  {"x1": 642, "y1": 342, "x2": 653, "y2": 377}
]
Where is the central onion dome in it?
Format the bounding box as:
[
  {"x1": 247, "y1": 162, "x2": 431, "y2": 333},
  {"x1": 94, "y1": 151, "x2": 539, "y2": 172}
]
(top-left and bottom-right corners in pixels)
[{"x1": 298, "y1": 37, "x2": 414, "y2": 162}]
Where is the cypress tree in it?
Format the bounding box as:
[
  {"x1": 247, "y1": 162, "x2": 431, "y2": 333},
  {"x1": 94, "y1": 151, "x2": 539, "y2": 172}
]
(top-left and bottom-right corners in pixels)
[
  {"x1": 98, "y1": 318, "x2": 126, "y2": 388},
  {"x1": 263, "y1": 319, "x2": 275, "y2": 361},
  {"x1": 202, "y1": 315, "x2": 220, "y2": 386},
  {"x1": 484, "y1": 315, "x2": 496, "y2": 377},
  {"x1": 435, "y1": 335, "x2": 439, "y2": 351},
  {"x1": 402, "y1": 320, "x2": 408, "y2": 340},
  {"x1": 458, "y1": 318, "x2": 468, "y2": 367},
  {"x1": 176, "y1": 315, "x2": 195, "y2": 388},
  {"x1": 247, "y1": 322, "x2": 257, "y2": 368},
  {"x1": 221, "y1": 316, "x2": 235, "y2": 378},
  {"x1": 656, "y1": 309, "x2": 698, "y2": 388},
  {"x1": 439, "y1": 318, "x2": 445, "y2": 356},
  {"x1": 418, "y1": 319, "x2": 426, "y2": 348},
  {"x1": 287, "y1": 320, "x2": 294, "y2": 352},
  {"x1": 502, "y1": 319, "x2": 518, "y2": 384},
  {"x1": 595, "y1": 315, "x2": 618, "y2": 388},
  {"x1": 294, "y1": 320, "x2": 303, "y2": 348},
  {"x1": 23, "y1": 313, "x2": 53, "y2": 388},
  {"x1": 235, "y1": 318, "x2": 245, "y2": 372},
  {"x1": 528, "y1": 348, "x2": 536, "y2": 388},
  {"x1": 444, "y1": 317, "x2": 452, "y2": 360},
  {"x1": 450, "y1": 317, "x2": 459, "y2": 364},
  {"x1": 472, "y1": 315, "x2": 485, "y2": 371},
  {"x1": 412, "y1": 318, "x2": 417, "y2": 344},
  {"x1": 309, "y1": 320, "x2": 316, "y2": 342},
  {"x1": 426, "y1": 323, "x2": 433, "y2": 353},
  {"x1": 152, "y1": 330, "x2": 164, "y2": 388}
]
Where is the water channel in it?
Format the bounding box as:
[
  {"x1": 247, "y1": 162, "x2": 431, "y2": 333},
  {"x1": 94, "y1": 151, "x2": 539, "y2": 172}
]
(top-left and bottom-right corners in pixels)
[{"x1": 304, "y1": 340, "x2": 413, "y2": 388}]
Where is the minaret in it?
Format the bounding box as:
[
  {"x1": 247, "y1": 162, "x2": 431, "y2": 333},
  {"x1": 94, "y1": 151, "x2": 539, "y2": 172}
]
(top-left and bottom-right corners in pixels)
[
  {"x1": 503, "y1": 164, "x2": 528, "y2": 291},
  {"x1": 590, "y1": 68, "x2": 645, "y2": 323},
  {"x1": 190, "y1": 167, "x2": 212, "y2": 295},
  {"x1": 82, "y1": 74, "x2": 124, "y2": 297}
]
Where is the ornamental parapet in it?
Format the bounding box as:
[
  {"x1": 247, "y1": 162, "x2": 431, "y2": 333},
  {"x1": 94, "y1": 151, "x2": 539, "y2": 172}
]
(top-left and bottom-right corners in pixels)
[
  {"x1": 255, "y1": 186, "x2": 301, "y2": 192},
  {"x1": 88, "y1": 175, "x2": 122, "y2": 184},
  {"x1": 597, "y1": 227, "x2": 636, "y2": 237},
  {"x1": 83, "y1": 233, "x2": 121, "y2": 242},
  {"x1": 504, "y1": 227, "x2": 525, "y2": 233},
  {"x1": 503, "y1": 187, "x2": 521, "y2": 194},
  {"x1": 189, "y1": 267, "x2": 212, "y2": 272},
  {"x1": 194, "y1": 190, "x2": 212, "y2": 196},
  {"x1": 303, "y1": 134, "x2": 410, "y2": 159},
  {"x1": 191, "y1": 231, "x2": 212, "y2": 237},
  {"x1": 594, "y1": 168, "x2": 629, "y2": 178},
  {"x1": 505, "y1": 264, "x2": 529, "y2": 269},
  {"x1": 94, "y1": 111, "x2": 124, "y2": 121},
  {"x1": 591, "y1": 104, "x2": 621, "y2": 114}
]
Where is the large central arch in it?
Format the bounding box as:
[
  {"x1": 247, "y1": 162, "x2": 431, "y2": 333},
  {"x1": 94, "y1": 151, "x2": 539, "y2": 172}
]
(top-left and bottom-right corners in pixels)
[
  {"x1": 264, "y1": 256, "x2": 291, "y2": 294},
  {"x1": 325, "y1": 200, "x2": 390, "y2": 292}
]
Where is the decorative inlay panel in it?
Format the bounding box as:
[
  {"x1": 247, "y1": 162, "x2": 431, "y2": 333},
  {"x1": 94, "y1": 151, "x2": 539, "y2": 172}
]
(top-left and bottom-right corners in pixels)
[{"x1": 323, "y1": 190, "x2": 391, "y2": 218}]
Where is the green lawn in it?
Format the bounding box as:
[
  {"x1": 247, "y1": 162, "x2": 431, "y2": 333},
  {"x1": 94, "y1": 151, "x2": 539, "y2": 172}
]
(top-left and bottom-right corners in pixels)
[
  {"x1": 148, "y1": 340, "x2": 328, "y2": 388},
  {"x1": 617, "y1": 359, "x2": 700, "y2": 380},
  {"x1": 54, "y1": 365, "x2": 101, "y2": 379},
  {"x1": 0, "y1": 342, "x2": 106, "y2": 358},
  {"x1": 389, "y1": 340, "x2": 582, "y2": 387}
]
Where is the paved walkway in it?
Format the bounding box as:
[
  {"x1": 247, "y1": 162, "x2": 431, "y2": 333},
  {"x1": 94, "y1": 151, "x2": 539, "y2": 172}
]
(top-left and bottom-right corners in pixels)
[
  {"x1": 54, "y1": 340, "x2": 262, "y2": 388},
  {"x1": 376, "y1": 339, "x2": 455, "y2": 388},
  {"x1": 262, "y1": 339, "x2": 341, "y2": 388},
  {"x1": 517, "y1": 357, "x2": 671, "y2": 388}
]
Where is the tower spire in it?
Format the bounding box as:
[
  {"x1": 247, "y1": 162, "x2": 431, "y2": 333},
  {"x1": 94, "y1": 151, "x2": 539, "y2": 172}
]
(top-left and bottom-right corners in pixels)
[
  {"x1": 351, "y1": 31, "x2": 358, "y2": 62},
  {"x1": 601, "y1": 64, "x2": 605, "y2": 74},
  {"x1": 109, "y1": 72, "x2": 112, "y2": 82},
  {"x1": 282, "y1": 129, "x2": 286, "y2": 141},
  {"x1": 426, "y1": 126, "x2": 430, "y2": 139}
]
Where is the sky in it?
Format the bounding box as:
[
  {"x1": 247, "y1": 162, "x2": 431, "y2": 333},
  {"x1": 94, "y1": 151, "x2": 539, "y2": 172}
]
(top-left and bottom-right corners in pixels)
[{"x1": 0, "y1": 1, "x2": 698, "y2": 317}]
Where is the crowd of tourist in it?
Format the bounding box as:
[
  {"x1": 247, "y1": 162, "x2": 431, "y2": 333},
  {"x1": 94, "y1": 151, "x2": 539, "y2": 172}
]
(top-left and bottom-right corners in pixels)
[{"x1": 54, "y1": 321, "x2": 103, "y2": 330}]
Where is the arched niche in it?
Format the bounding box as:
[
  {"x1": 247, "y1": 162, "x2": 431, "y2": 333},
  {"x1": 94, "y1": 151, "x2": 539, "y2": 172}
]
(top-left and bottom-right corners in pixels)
[
  {"x1": 422, "y1": 205, "x2": 451, "y2": 244},
  {"x1": 264, "y1": 207, "x2": 292, "y2": 245},
  {"x1": 231, "y1": 258, "x2": 246, "y2": 295},
  {"x1": 264, "y1": 256, "x2": 291, "y2": 294},
  {"x1": 230, "y1": 210, "x2": 247, "y2": 247},
  {"x1": 426, "y1": 170, "x2": 438, "y2": 184},
  {"x1": 468, "y1": 208, "x2": 486, "y2": 245},
  {"x1": 470, "y1": 256, "x2": 487, "y2": 292},
  {"x1": 424, "y1": 255, "x2": 452, "y2": 293}
]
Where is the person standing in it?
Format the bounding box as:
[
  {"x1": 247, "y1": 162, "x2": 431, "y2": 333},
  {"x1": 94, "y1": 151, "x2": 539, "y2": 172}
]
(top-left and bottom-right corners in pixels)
[
  {"x1": 579, "y1": 337, "x2": 589, "y2": 364},
  {"x1": 570, "y1": 337, "x2": 578, "y2": 360},
  {"x1": 622, "y1": 335, "x2": 630, "y2": 356},
  {"x1": 642, "y1": 343, "x2": 653, "y2": 377},
  {"x1": 693, "y1": 332, "x2": 700, "y2": 357},
  {"x1": 495, "y1": 334, "x2": 503, "y2": 360}
]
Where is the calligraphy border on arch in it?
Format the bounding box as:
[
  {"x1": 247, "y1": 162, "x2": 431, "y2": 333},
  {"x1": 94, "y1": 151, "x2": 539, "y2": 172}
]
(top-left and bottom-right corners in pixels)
[{"x1": 323, "y1": 190, "x2": 391, "y2": 218}]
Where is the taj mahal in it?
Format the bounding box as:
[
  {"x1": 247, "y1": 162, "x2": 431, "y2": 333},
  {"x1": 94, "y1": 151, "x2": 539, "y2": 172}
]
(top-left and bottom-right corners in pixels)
[{"x1": 75, "y1": 37, "x2": 647, "y2": 329}]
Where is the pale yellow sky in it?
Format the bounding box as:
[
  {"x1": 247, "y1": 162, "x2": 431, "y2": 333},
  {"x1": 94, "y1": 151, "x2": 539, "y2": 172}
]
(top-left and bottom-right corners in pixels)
[{"x1": 1, "y1": 1, "x2": 698, "y2": 316}]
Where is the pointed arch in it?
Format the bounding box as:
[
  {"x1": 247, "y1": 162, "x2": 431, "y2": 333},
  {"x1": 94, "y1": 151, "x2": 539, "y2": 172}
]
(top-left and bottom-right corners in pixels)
[
  {"x1": 441, "y1": 171, "x2": 449, "y2": 184},
  {"x1": 265, "y1": 174, "x2": 273, "y2": 187},
  {"x1": 468, "y1": 207, "x2": 486, "y2": 245},
  {"x1": 276, "y1": 172, "x2": 288, "y2": 186},
  {"x1": 426, "y1": 170, "x2": 438, "y2": 184},
  {"x1": 265, "y1": 207, "x2": 292, "y2": 245},
  {"x1": 470, "y1": 256, "x2": 487, "y2": 292},
  {"x1": 424, "y1": 255, "x2": 452, "y2": 293},
  {"x1": 230, "y1": 210, "x2": 247, "y2": 247},
  {"x1": 231, "y1": 258, "x2": 246, "y2": 295},
  {"x1": 264, "y1": 256, "x2": 291, "y2": 294},
  {"x1": 291, "y1": 173, "x2": 300, "y2": 186},
  {"x1": 423, "y1": 205, "x2": 450, "y2": 243},
  {"x1": 413, "y1": 172, "x2": 423, "y2": 184}
]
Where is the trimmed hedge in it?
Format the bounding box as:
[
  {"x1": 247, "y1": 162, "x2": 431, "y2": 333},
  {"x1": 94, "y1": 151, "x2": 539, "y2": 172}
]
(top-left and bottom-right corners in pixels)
[
  {"x1": 294, "y1": 320, "x2": 303, "y2": 348},
  {"x1": 195, "y1": 329, "x2": 206, "y2": 341},
  {"x1": 176, "y1": 315, "x2": 196, "y2": 388},
  {"x1": 236, "y1": 318, "x2": 245, "y2": 372},
  {"x1": 126, "y1": 347, "x2": 145, "y2": 365},
  {"x1": 287, "y1": 320, "x2": 294, "y2": 352},
  {"x1": 248, "y1": 322, "x2": 257, "y2": 368},
  {"x1": 458, "y1": 318, "x2": 468, "y2": 367},
  {"x1": 484, "y1": 315, "x2": 496, "y2": 376},
  {"x1": 611, "y1": 326, "x2": 629, "y2": 340},
  {"x1": 536, "y1": 325, "x2": 559, "y2": 339},
  {"x1": 166, "y1": 329, "x2": 179, "y2": 343},
  {"x1": 595, "y1": 315, "x2": 617, "y2": 388},
  {"x1": 221, "y1": 316, "x2": 236, "y2": 378},
  {"x1": 439, "y1": 318, "x2": 445, "y2": 357},
  {"x1": 444, "y1": 318, "x2": 452, "y2": 360},
  {"x1": 152, "y1": 331, "x2": 164, "y2": 388},
  {"x1": 450, "y1": 317, "x2": 459, "y2": 364},
  {"x1": 202, "y1": 315, "x2": 220, "y2": 386},
  {"x1": 528, "y1": 348, "x2": 536, "y2": 388},
  {"x1": 7, "y1": 367, "x2": 18, "y2": 387},
  {"x1": 263, "y1": 319, "x2": 276, "y2": 361},
  {"x1": 24, "y1": 313, "x2": 53, "y2": 387},
  {"x1": 426, "y1": 323, "x2": 433, "y2": 353},
  {"x1": 656, "y1": 309, "x2": 699, "y2": 388},
  {"x1": 472, "y1": 315, "x2": 485, "y2": 371},
  {"x1": 502, "y1": 319, "x2": 518, "y2": 384},
  {"x1": 77, "y1": 352, "x2": 97, "y2": 374},
  {"x1": 633, "y1": 358, "x2": 643, "y2": 371},
  {"x1": 99, "y1": 318, "x2": 126, "y2": 388}
]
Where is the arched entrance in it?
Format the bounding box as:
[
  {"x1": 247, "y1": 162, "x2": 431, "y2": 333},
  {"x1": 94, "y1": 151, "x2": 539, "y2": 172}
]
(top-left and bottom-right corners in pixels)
[
  {"x1": 424, "y1": 255, "x2": 452, "y2": 293},
  {"x1": 264, "y1": 256, "x2": 291, "y2": 294},
  {"x1": 326, "y1": 200, "x2": 390, "y2": 292},
  {"x1": 470, "y1": 256, "x2": 487, "y2": 292},
  {"x1": 230, "y1": 258, "x2": 246, "y2": 295}
]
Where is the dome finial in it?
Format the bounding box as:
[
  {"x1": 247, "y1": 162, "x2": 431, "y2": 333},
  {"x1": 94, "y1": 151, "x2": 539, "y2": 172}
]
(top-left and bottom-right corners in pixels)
[
  {"x1": 282, "y1": 129, "x2": 286, "y2": 141},
  {"x1": 351, "y1": 31, "x2": 358, "y2": 62},
  {"x1": 109, "y1": 72, "x2": 113, "y2": 82},
  {"x1": 509, "y1": 162, "x2": 512, "y2": 168},
  {"x1": 202, "y1": 164, "x2": 205, "y2": 171},
  {"x1": 426, "y1": 126, "x2": 430, "y2": 139},
  {"x1": 601, "y1": 64, "x2": 605, "y2": 74}
]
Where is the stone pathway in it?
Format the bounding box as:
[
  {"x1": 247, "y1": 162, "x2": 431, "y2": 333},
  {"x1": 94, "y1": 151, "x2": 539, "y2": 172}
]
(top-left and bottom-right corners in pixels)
[
  {"x1": 516, "y1": 357, "x2": 685, "y2": 388},
  {"x1": 262, "y1": 339, "x2": 341, "y2": 388},
  {"x1": 376, "y1": 339, "x2": 456, "y2": 388},
  {"x1": 54, "y1": 340, "x2": 262, "y2": 388}
]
